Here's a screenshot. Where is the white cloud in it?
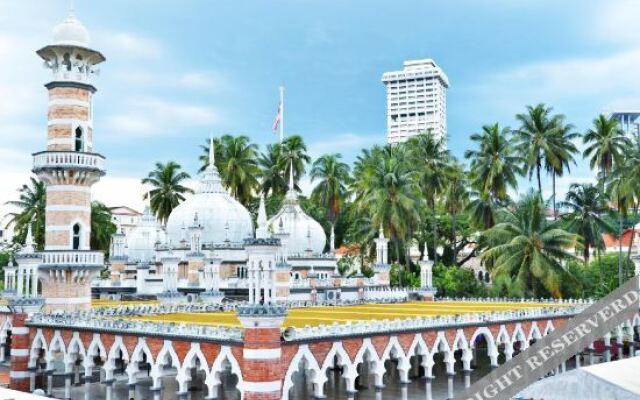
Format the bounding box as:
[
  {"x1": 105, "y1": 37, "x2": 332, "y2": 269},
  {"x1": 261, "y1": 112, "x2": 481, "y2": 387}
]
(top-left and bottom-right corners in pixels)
[
  {"x1": 105, "y1": 98, "x2": 219, "y2": 137},
  {"x1": 177, "y1": 72, "x2": 217, "y2": 89},
  {"x1": 592, "y1": 0, "x2": 640, "y2": 46},
  {"x1": 97, "y1": 32, "x2": 163, "y2": 59}
]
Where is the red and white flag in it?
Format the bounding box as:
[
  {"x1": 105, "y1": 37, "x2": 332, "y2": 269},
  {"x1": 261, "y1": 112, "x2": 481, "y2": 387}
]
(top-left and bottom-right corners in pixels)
[{"x1": 272, "y1": 101, "x2": 282, "y2": 134}]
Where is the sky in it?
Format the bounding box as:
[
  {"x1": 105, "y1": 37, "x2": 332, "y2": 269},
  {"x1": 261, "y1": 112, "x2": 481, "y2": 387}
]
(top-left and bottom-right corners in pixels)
[{"x1": 1, "y1": 0, "x2": 639, "y2": 222}]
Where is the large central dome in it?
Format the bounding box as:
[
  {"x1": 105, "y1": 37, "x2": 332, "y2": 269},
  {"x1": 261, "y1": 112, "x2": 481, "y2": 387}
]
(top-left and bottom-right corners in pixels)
[{"x1": 166, "y1": 150, "x2": 253, "y2": 245}]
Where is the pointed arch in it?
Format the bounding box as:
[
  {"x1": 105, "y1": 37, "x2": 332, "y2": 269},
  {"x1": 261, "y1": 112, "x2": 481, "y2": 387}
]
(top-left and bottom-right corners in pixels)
[
  {"x1": 381, "y1": 336, "x2": 407, "y2": 362},
  {"x1": 107, "y1": 336, "x2": 129, "y2": 362},
  {"x1": 543, "y1": 320, "x2": 555, "y2": 336},
  {"x1": 177, "y1": 343, "x2": 209, "y2": 395},
  {"x1": 528, "y1": 322, "x2": 542, "y2": 341},
  {"x1": 29, "y1": 329, "x2": 48, "y2": 368},
  {"x1": 452, "y1": 329, "x2": 470, "y2": 351},
  {"x1": 282, "y1": 345, "x2": 322, "y2": 400},
  {"x1": 470, "y1": 327, "x2": 496, "y2": 350},
  {"x1": 495, "y1": 325, "x2": 511, "y2": 345},
  {"x1": 319, "y1": 341, "x2": 352, "y2": 375},
  {"x1": 154, "y1": 340, "x2": 180, "y2": 370},
  {"x1": 407, "y1": 333, "x2": 430, "y2": 359},
  {"x1": 207, "y1": 346, "x2": 244, "y2": 397},
  {"x1": 0, "y1": 317, "x2": 12, "y2": 343}
]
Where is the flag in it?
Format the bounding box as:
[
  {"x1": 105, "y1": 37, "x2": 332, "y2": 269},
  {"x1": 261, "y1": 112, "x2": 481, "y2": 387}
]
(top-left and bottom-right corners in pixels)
[{"x1": 272, "y1": 101, "x2": 282, "y2": 134}]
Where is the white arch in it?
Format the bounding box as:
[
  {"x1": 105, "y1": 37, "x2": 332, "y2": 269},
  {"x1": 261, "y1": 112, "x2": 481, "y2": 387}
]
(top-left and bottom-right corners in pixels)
[
  {"x1": 83, "y1": 334, "x2": 107, "y2": 376},
  {"x1": 151, "y1": 340, "x2": 180, "y2": 390},
  {"x1": 380, "y1": 336, "x2": 411, "y2": 384},
  {"x1": 495, "y1": 325, "x2": 510, "y2": 345},
  {"x1": 452, "y1": 329, "x2": 470, "y2": 351},
  {"x1": 0, "y1": 317, "x2": 12, "y2": 343},
  {"x1": 407, "y1": 333, "x2": 433, "y2": 379},
  {"x1": 46, "y1": 330, "x2": 67, "y2": 369},
  {"x1": 29, "y1": 329, "x2": 48, "y2": 368},
  {"x1": 632, "y1": 313, "x2": 640, "y2": 328},
  {"x1": 469, "y1": 327, "x2": 499, "y2": 367},
  {"x1": 126, "y1": 338, "x2": 154, "y2": 385},
  {"x1": 430, "y1": 332, "x2": 455, "y2": 375},
  {"x1": 64, "y1": 333, "x2": 86, "y2": 373},
  {"x1": 511, "y1": 324, "x2": 528, "y2": 350},
  {"x1": 543, "y1": 320, "x2": 555, "y2": 336},
  {"x1": 319, "y1": 342, "x2": 355, "y2": 393},
  {"x1": 177, "y1": 343, "x2": 209, "y2": 395},
  {"x1": 528, "y1": 322, "x2": 542, "y2": 341},
  {"x1": 105, "y1": 336, "x2": 129, "y2": 382},
  {"x1": 282, "y1": 345, "x2": 322, "y2": 400},
  {"x1": 206, "y1": 346, "x2": 244, "y2": 398}
]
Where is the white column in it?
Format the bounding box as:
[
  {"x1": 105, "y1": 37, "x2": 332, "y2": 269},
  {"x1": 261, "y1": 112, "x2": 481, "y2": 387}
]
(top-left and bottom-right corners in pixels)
[
  {"x1": 17, "y1": 269, "x2": 24, "y2": 296},
  {"x1": 31, "y1": 267, "x2": 38, "y2": 297},
  {"x1": 248, "y1": 265, "x2": 255, "y2": 304}
]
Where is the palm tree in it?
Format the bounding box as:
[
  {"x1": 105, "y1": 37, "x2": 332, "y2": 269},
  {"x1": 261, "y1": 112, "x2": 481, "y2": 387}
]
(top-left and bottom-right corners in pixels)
[
  {"x1": 606, "y1": 166, "x2": 636, "y2": 286},
  {"x1": 465, "y1": 123, "x2": 521, "y2": 201},
  {"x1": 544, "y1": 119, "x2": 579, "y2": 219},
  {"x1": 200, "y1": 135, "x2": 260, "y2": 205},
  {"x1": 279, "y1": 135, "x2": 311, "y2": 190},
  {"x1": 142, "y1": 161, "x2": 193, "y2": 225},
  {"x1": 310, "y1": 154, "x2": 351, "y2": 235},
  {"x1": 352, "y1": 145, "x2": 421, "y2": 268},
  {"x1": 559, "y1": 183, "x2": 614, "y2": 264},
  {"x1": 583, "y1": 114, "x2": 630, "y2": 190},
  {"x1": 4, "y1": 177, "x2": 46, "y2": 249},
  {"x1": 258, "y1": 143, "x2": 287, "y2": 196},
  {"x1": 442, "y1": 162, "x2": 469, "y2": 261},
  {"x1": 514, "y1": 104, "x2": 564, "y2": 196},
  {"x1": 482, "y1": 191, "x2": 578, "y2": 298},
  {"x1": 91, "y1": 201, "x2": 117, "y2": 252},
  {"x1": 407, "y1": 132, "x2": 450, "y2": 264}
]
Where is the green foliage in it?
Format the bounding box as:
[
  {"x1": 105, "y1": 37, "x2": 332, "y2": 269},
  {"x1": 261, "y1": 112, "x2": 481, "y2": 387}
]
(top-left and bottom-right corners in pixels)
[
  {"x1": 142, "y1": 161, "x2": 193, "y2": 224},
  {"x1": 0, "y1": 249, "x2": 13, "y2": 289},
  {"x1": 91, "y1": 202, "x2": 117, "y2": 254},
  {"x1": 433, "y1": 263, "x2": 487, "y2": 297},
  {"x1": 581, "y1": 253, "x2": 636, "y2": 298},
  {"x1": 337, "y1": 255, "x2": 356, "y2": 277},
  {"x1": 390, "y1": 263, "x2": 420, "y2": 287},
  {"x1": 5, "y1": 177, "x2": 46, "y2": 249}
]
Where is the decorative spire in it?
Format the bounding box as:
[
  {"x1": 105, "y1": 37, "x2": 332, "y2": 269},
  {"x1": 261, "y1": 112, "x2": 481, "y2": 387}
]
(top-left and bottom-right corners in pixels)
[
  {"x1": 423, "y1": 241, "x2": 429, "y2": 261},
  {"x1": 209, "y1": 136, "x2": 215, "y2": 167},
  {"x1": 378, "y1": 223, "x2": 384, "y2": 239},
  {"x1": 256, "y1": 194, "x2": 268, "y2": 239},
  {"x1": 22, "y1": 221, "x2": 35, "y2": 254},
  {"x1": 289, "y1": 160, "x2": 294, "y2": 191},
  {"x1": 330, "y1": 224, "x2": 336, "y2": 254}
]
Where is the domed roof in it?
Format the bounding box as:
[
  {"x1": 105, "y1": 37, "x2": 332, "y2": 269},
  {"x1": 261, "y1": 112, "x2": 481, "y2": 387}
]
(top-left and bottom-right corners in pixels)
[
  {"x1": 266, "y1": 169, "x2": 326, "y2": 255},
  {"x1": 126, "y1": 207, "x2": 160, "y2": 263},
  {"x1": 166, "y1": 142, "x2": 253, "y2": 245},
  {"x1": 52, "y1": 11, "x2": 90, "y2": 47}
]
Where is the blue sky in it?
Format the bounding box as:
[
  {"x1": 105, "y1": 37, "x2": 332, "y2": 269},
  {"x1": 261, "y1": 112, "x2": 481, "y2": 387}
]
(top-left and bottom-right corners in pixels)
[{"x1": 1, "y1": 0, "x2": 639, "y2": 212}]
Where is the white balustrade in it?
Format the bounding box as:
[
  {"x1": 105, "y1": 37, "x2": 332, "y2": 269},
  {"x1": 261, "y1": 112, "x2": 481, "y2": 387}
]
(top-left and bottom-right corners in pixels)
[
  {"x1": 41, "y1": 251, "x2": 104, "y2": 266},
  {"x1": 33, "y1": 151, "x2": 105, "y2": 171}
]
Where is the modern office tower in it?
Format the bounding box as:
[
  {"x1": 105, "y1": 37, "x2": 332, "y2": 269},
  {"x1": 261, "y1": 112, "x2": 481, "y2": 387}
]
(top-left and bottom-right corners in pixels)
[
  {"x1": 382, "y1": 59, "x2": 449, "y2": 144},
  {"x1": 609, "y1": 111, "x2": 640, "y2": 138}
]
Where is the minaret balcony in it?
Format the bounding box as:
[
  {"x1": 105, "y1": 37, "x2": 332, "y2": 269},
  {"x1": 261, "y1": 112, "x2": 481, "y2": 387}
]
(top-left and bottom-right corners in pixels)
[
  {"x1": 40, "y1": 250, "x2": 104, "y2": 270},
  {"x1": 33, "y1": 151, "x2": 105, "y2": 174}
]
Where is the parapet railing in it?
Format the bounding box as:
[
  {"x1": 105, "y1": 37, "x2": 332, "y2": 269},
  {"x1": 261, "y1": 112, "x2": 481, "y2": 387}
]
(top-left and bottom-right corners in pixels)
[
  {"x1": 41, "y1": 250, "x2": 104, "y2": 267},
  {"x1": 33, "y1": 151, "x2": 106, "y2": 172},
  {"x1": 27, "y1": 307, "x2": 243, "y2": 343},
  {"x1": 287, "y1": 305, "x2": 586, "y2": 341}
]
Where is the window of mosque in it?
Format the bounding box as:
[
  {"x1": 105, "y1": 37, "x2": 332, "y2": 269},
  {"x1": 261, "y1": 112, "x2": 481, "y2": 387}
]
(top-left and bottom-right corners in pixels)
[
  {"x1": 74, "y1": 127, "x2": 84, "y2": 152},
  {"x1": 72, "y1": 224, "x2": 81, "y2": 250}
]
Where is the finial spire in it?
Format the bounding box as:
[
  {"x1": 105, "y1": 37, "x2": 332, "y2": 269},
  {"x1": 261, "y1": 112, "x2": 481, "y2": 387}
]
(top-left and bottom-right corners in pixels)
[
  {"x1": 23, "y1": 221, "x2": 35, "y2": 253},
  {"x1": 209, "y1": 136, "x2": 215, "y2": 166},
  {"x1": 378, "y1": 223, "x2": 384, "y2": 239},
  {"x1": 289, "y1": 160, "x2": 294, "y2": 191}
]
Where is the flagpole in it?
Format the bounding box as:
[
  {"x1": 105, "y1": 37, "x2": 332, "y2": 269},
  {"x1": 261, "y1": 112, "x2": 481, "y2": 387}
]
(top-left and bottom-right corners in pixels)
[{"x1": 279, "y1": 85, "x2": 284, "y2": 144}]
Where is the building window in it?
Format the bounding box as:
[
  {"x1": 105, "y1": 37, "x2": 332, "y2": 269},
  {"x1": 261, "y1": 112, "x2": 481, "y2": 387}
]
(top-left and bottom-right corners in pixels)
[
  {"x1": 72, "y1": 224, "x2": 81, "y2": 250},
  {"x1": 74, "y1": 127, "x2": 84, "y2": 152}
]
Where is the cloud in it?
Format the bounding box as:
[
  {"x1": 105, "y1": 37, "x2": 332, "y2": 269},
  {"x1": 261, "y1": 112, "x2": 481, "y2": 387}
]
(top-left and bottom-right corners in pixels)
[
  {"x1": 98, "y1": 32, "x2": 163, "y2": 59},
  {"x1": 177, "y1": 72, "x2": 218, "y2": 89},
  {"x1": 592, "y1": 0, "x2": 640, "y2": 46},
  {"x1": 105, "y1": 98, "x2": 219, "y2": 137}
]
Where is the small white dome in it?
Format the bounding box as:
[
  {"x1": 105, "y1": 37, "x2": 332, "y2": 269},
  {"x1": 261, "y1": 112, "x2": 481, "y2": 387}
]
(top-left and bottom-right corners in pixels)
[
  {"x1": 52, "y1": 12, "x2": 90, "y2": 47},
  {"x1": 166, "y1": 160, "x2": 253, "y2": 245},
  {"x1": 267, "y1": 189, "x2": 326, "y2": 256},
  {"x1": 126, "y1": 207, "x2": 159, "y2": 262}
]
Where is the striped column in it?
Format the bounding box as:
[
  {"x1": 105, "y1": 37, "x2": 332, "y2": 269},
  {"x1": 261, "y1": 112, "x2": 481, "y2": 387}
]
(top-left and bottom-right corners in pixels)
[
  {"x1": 9, "y1": 314, "x2": 32, "y2": 392},
  {"x1": 237, "y1": 305, "x2": 287, "y2": 400}
]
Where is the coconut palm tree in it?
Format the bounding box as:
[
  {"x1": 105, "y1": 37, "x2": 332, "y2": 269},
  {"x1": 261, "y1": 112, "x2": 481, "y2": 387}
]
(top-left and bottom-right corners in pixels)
[
  {"x1": 200, "y1": 135, "x2": 260, "y2": 205},
  {"x1": 91, "y1": 201, "x2": 117, "y2": 252},
  {"x1": 583, "y1": 114, "x2": 630, "y2": 191},
  {"x1": 310, "y1": 154, "x2": 351, "y2": 235},
  {"x1": 514, "y1": 104, "x2": 565, "y2": 196},
  {"x1": 142, "y1": 161, "x2": 193, "y2": 225},
  {"x1": 559, "y1": 183, "x2": 614, "y2": 264},
  {"x1": 407, "y1": 132, "x2": 450, "y2": 263},
  {"x1": 545, "y1": 119, "x2": 579, "y2": 219},
  {"x1": 442, "y1": 162, "x2": 469, "y2": 261},
  {"x1": 4, "y1": 177, "x2": 46, "y2": 249},
  {"x1": 279, "y1": 135, "x2": 311, "y2": 190},
  {"x1": 465, "y1": 123, "x2": 521, "y2": 201},
  {"x1": 352, "y1": 145, "x2": 421, "y2": 266},
  {"x1": 258, "y1": 143, "x2": 287, "y2": 196},
  {"x1": 482, "y1": 191, "x2": 578, "y2": 298}
]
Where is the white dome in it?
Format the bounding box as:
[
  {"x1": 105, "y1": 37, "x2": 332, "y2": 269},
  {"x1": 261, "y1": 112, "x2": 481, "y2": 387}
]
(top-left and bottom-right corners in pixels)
[
  {"x1": 126, "y1": 207, "x2": 160, "y2": 262},
  {"x1": 52, "y1": 12, "x2": 90, "y2": 47},
  {"x1": 267, "y1": 189, "x2": 326, "y2": 256},
  {"x1": 166, "y1": 160, "x2": 253, "y2": 245}
]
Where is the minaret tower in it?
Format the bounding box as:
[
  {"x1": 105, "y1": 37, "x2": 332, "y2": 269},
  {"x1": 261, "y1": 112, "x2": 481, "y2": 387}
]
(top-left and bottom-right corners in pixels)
[{"x1": 34, "y1": 9, "x2": 106, "y2": 312}]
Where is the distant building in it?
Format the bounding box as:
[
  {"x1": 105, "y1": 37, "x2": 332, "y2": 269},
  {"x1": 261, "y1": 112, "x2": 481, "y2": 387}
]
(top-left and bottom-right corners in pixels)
[
  {"x1": 109, "y1": 206, "x2": 142, "y2": 236},
  {"x1": 609, "y1": 111, "x2": 640, "y2": 138},
  {"x1": 382, "y1": 59, "x2": 449, "y2": 144}
]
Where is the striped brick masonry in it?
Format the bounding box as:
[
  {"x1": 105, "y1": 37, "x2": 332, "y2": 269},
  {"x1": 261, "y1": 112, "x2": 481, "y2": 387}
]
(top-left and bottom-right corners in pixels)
[
  {"x1": 237, "y1": 304, "x2": 287, "y2": 400},
  {"x1": 9, "y1": 314, "x2": 30, "y2": 392}
]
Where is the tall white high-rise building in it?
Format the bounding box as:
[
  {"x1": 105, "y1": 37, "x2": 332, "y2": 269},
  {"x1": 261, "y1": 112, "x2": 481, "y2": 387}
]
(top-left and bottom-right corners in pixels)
[
  {"x1": 609, "y1": 111, "x2": 640, "y2": 138},
  {"x1": 382, "y1": 59, "x2": 449, "y2": 144}
]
